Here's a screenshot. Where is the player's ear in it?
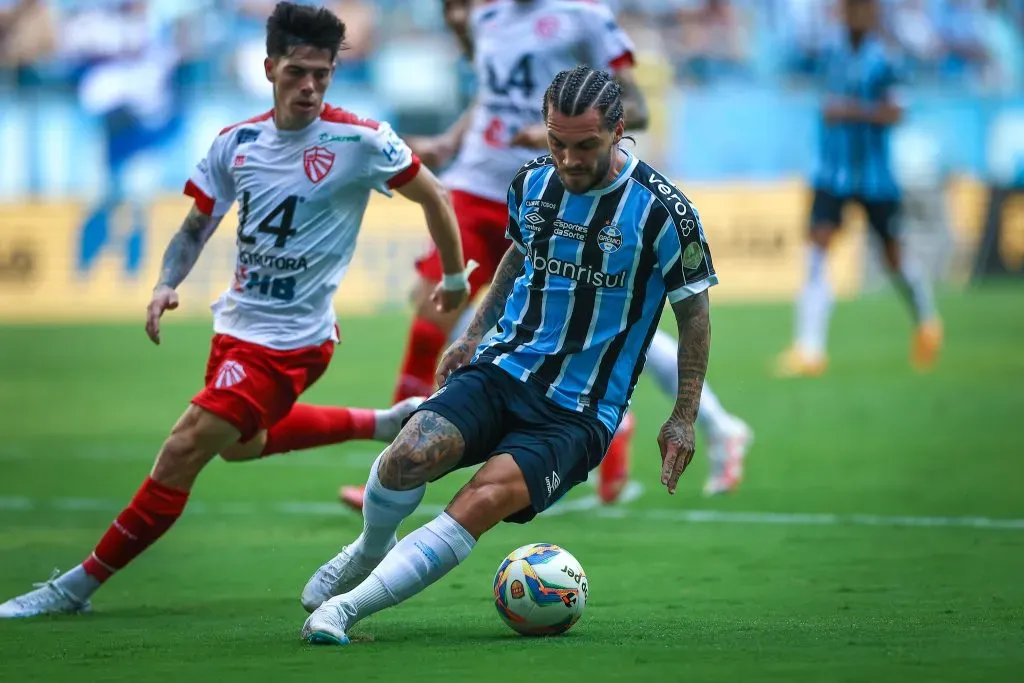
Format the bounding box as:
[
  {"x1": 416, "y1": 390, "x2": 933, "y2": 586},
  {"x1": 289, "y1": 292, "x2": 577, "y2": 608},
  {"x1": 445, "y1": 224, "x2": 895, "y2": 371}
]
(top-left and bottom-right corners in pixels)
[
  {"x1": 613, "y1": 119, "x2": 625, "y2": 144},
  {"x1": 264, "y1": 57, "x2": 275, "y2": 83}
]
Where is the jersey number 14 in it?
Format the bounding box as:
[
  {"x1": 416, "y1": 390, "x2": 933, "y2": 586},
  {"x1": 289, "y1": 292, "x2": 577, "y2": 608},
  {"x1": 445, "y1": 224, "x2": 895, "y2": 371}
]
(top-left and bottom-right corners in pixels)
[
  {"x1": 486, "y1": 54, "x2": 536, "y2": 98},
  {"x1": 237, "y1": 192, "x2": 299, "y2": 248}
]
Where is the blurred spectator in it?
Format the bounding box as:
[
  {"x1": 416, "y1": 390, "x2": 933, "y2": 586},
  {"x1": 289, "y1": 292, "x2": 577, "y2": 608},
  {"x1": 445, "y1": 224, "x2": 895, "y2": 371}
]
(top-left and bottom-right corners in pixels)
[
  {"x1": 675, "y1": 0, "x2": 753, "y2": 85},
  {"x1": 63, "y1": 0, "x2": 185, "y2": 276},
  {"x1": 0, "y1": 0, "x2": 56, "y2": 77},
  {"x1": 777, "y1": 0, "x2": 841, "y2": 80},
  {"x1": 933, "y1": 0, "x2": 989, "y2": 80},
  {"x1": 977, "y1": 0, "x2": 1024, "y2": 92},
  {"x1": 889, "y1": 0, "x2": 944, "y2": 75}
]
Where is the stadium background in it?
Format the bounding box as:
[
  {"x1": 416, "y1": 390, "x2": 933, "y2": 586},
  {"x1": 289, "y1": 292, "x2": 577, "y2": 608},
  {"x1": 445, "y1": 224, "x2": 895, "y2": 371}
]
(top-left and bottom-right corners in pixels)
[
  {"x1": 2, "y1": 0, "x2": 1023, "y2": 319},
  {"x1": 1, "y1": 2, "x2": 1022, "y2": 681}
]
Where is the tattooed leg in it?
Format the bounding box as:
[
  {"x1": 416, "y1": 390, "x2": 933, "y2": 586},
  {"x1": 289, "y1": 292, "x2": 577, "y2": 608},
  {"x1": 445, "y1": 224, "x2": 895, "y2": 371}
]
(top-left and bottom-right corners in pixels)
[
  {"x1": 376, "y1": 410, "x2": 466, "y2": 491},
  {"x1": 299, "y1": 410, "x2": 469, "y2": 613}
]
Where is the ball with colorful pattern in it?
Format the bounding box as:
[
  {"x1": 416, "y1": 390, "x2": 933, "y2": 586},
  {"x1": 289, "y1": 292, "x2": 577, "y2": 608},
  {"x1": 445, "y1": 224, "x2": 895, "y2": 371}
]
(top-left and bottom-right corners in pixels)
[{"x1": 493, "y1": 543, "x2": 588, "y2": 636}]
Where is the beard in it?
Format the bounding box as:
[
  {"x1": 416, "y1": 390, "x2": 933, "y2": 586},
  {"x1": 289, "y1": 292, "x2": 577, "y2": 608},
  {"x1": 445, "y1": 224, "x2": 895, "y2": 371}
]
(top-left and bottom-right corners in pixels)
[{"x1": 569, "y1": 145, "x2": 615, "y2": 193}]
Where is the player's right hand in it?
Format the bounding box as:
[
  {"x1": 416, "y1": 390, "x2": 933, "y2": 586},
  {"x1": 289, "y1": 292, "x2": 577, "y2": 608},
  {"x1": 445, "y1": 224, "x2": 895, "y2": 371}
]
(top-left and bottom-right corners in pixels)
[
  {"x1": 430, "y1": 283, "x2": 469, "y2": 313},
  {"x1": 145, "y1": 285, "x2": 179, "y2": 345},
  {"x1": 435, "y1": 336, "x2": 478, "y2": 387}
]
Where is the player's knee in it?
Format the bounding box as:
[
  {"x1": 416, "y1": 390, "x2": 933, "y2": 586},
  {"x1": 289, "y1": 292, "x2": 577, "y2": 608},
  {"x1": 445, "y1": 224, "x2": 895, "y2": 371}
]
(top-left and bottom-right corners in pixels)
[
  {"x1": 219, "y1": 434, "x2": 265, "y2": 462},
  {"x1": 459, "y1": 479, "x2": 518, "y2": 515},
  {"x1": 447, "y1": 467, "x2": 530, "y2": 538},
  {"x1": 154, "y1": 407, "x2": 242, "y2": 484},
  {"x1": 153, "y1": 422, "x2": 216, "y2": 485},
  {"x1": 377, "y1": 411, "x2": 465, "y2": 490}
]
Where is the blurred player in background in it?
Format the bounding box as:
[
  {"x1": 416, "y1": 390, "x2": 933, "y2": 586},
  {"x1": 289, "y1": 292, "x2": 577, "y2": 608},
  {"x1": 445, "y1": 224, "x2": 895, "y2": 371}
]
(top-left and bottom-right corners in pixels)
[
  {"x1": 301, "y1": 68, "x2": 717, "y2": 642},
  {"x1": 0, "y1": 1, "x2": 468, "y2": 619},
  {"x1": 776, "y1": 0, "x2": 943, "y2": 377},
  {"x1": 337, "y1": 0, "x2": 752, "y2": 508}
]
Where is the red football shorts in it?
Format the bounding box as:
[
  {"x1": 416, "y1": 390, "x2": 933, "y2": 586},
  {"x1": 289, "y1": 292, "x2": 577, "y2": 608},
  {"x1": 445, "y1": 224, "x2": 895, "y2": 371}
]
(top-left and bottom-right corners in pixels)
[
  {"x1": 192, "y1": 334, "x2": 334, "y2": 441},
  {"x1": 415, "y1": 189, "x2": 510, "y2": 296}
]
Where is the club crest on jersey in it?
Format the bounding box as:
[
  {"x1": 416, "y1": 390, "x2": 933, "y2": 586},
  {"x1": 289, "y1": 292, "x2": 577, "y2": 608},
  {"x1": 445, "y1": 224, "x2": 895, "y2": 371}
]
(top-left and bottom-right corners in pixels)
[
  {"x1": 303, "y1": 145, "x2": 335, "y2": 184},
  {"x1": 598, "y1": 222, "x2": 623, "y2": 254},
  {"x1": 535, "y1": 15, "x2": 559, "y2": 38}
]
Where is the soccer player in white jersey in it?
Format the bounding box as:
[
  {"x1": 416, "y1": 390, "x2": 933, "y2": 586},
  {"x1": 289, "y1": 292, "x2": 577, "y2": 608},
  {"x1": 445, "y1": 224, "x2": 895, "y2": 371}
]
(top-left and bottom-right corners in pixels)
[
  {"x1": 0, "y1": 2, "x2": 469, "y2": 619},
  {"x1": 337, "y1": 0, "x2": 752, "y2": 505}
]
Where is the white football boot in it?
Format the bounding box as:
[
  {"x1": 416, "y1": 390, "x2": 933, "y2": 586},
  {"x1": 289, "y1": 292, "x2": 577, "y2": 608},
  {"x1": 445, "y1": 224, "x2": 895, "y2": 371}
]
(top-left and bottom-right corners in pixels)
[
  {"x1": 373, "y1": 397, "x2": 424, "y2": 442},
  {"x1": 302, "y1": 595, "x2": 357, "y2": 645},
  {"x1": 702, "y1": 417, "x2": 754, "y2": 497},
  {"x1": 300, "y1": 540, "x2": 396, "y2": 613},
  {"x1": 0, "y1": 569, "x2": 92, "y2": 618}
]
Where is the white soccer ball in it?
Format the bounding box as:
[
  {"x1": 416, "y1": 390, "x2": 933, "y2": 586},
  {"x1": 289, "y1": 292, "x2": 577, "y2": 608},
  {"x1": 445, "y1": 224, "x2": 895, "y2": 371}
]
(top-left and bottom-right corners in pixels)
[{"x1": 492, "y1": 543, "x2": 588, "y2": 636}]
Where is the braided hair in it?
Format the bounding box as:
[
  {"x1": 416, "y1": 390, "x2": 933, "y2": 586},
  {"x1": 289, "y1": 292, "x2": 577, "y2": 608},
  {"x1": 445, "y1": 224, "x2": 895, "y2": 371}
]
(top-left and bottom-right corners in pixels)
[{"x1": 543, "y1": 66, "x2": 624, "y2": 131}]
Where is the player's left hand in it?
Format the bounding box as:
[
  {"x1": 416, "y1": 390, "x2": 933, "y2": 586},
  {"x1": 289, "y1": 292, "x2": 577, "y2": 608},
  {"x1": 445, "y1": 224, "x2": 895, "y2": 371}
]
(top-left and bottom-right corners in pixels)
[
  {"x1": 510, "y1": 124, "x2": 549, "y2": 150},
  {"x1": 430, "y1": 283, "x2": 469, "y2": 313},
  {"x1": 657, "y1": 416, "x2": 696, "y2": 495}
]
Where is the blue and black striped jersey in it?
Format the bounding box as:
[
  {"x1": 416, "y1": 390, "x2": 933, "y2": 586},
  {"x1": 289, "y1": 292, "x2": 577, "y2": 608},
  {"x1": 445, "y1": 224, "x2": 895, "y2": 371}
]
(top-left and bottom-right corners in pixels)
[{"x1": 474, "y1": 152, "x2": 717, "y2": 434}]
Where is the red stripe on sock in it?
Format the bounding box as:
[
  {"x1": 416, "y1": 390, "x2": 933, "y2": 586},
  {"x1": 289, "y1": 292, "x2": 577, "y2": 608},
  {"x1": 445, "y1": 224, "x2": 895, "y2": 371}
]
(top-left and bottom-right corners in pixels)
[
  {"x1": 83, "y1": 477, "x2": 189, "y2": 582},
  {"x1": 262, "y1": 404, "x2": 376, "y2": 456},
  {"x1": 393, "y1": 317, "x2": 448, "y2": 402}
]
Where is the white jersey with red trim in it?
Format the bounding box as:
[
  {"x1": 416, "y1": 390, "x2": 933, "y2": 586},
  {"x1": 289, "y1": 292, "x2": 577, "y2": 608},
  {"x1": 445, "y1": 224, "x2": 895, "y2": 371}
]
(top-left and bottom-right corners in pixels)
[
  {"x1": 442, "y1": 0, "x2": 635, "y2": 203},
  {"x1": 184, "y1": 104, "x2": 420, "y2": 350}
]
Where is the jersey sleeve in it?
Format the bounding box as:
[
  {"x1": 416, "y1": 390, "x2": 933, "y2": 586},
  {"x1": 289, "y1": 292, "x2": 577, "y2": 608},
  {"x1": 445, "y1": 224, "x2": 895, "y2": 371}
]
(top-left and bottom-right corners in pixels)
[
  {"x1": 362, "y1": 121, "x2": 422, "y2": 196},
  {"x1": 183, "y1": 134, "x2": 236, "y2": 217},
  {"x1": 505, "y1": 174, "x2": 527, "y2": 254},
  {"x1": 654, "y1": 195, "x2": 717, "y2": 304},
  {"x1": 577, "y1": 2, "x2": 635, "y2": 72}
]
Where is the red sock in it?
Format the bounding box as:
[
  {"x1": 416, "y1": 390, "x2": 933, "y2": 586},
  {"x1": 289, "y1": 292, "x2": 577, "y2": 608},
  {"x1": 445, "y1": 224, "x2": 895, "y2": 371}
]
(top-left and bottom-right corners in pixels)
[
  {"x1": 393, "y1": 317, "x2": 448, "y2": 402},
  {"x1": 262, "y1": 404, "x2": 376, "y2": 456},
  {"x1": 82, "y1": 476, "x2": 189, "y2": 582}
]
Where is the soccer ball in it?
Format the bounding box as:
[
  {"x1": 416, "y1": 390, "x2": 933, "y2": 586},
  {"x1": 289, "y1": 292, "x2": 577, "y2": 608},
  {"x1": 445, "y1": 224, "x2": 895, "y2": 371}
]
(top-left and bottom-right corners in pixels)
[{"x1": 492, "y1": 543, "x2": 588, "y2": 636}]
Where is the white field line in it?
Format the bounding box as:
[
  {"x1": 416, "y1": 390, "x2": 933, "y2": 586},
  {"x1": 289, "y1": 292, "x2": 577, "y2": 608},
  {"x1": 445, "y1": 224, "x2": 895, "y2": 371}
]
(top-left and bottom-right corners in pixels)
[{"x1": 0, "y1": 487, "x2": 1021, "y2": 531}]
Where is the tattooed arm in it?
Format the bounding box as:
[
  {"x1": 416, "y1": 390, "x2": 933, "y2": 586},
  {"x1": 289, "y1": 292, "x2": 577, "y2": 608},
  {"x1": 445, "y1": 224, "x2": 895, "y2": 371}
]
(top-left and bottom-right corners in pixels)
[
  {"x1": 669, "y1": 289, "x2": 711, "y2": 424},
  {"x1": 615, "y1": 67, "x2": 650, "y2": 132},
  {"x1": 435, "y1": 246, "x2": 525, "y2": 385},
  {"x1": 145, "y1": 206, "x2": 223, "y2": 345},
  {"x1": 466, "y1": 246, "x2": 525, "y2": 342},
  {"x1": 156, "y1": 206, "x2": 222, "y2": 290},
  {"x1": 657, "y1": 289, "x2": 711, "y2": 494}
]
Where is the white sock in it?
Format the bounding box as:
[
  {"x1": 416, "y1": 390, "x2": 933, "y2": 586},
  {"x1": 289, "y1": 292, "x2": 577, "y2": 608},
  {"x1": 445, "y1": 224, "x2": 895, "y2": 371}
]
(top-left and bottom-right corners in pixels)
[
  {"x1": 342, "y1": 512, "x2": 476, "y2": 626},
  {"x1": 795, "y1": 243, "x2": 833, "y2": 358},
  {"x1": 895, "y1": 254, "x2": 937, "y2": 324},
  {"x1": 347, "y1": 452, "x2": 426, "y2": 558},
  {"x1": 54, "y1": 565, "x2": 101, "y2": 602}
]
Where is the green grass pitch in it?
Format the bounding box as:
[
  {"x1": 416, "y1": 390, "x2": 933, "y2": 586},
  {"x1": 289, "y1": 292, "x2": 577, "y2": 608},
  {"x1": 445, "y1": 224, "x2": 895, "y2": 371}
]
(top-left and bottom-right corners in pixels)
[{"x1": 0, "y1": 285, "x2": 1021, "y2": 682}]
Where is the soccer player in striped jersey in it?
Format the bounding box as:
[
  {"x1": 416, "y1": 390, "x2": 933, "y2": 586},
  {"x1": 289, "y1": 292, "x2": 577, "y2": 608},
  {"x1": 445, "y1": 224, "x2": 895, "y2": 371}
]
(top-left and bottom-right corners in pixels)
[
  {"x1": 776, "y1": 0, "x2": 942, "y2": 377},
  {"x1": 335, "y1": 0, "x2": 751, "y2": 507},
  {"x1": 301, "y1": 67, "x2": 716, "y2": 643}
]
